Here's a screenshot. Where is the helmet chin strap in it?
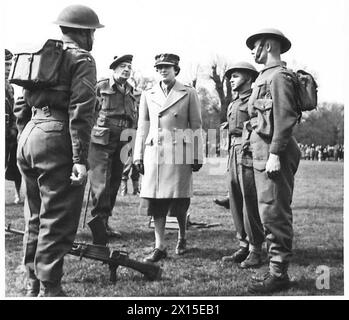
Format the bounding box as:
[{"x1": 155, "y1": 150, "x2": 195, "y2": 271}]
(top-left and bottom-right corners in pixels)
[{"x1": 255, "y1": 37, "x2": 266, "y2": 61}]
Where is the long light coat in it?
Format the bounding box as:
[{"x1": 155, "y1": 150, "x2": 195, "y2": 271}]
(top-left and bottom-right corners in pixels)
[{"x1": 134, "y1": 80, "x2": 203, "y2": 198}]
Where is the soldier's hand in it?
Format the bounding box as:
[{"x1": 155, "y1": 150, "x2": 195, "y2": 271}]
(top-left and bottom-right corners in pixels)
[
  {"x1": 192, "y1": 159, "x2": 203, "y2": 172},
  {"x1": 266, "y1": 153, "x2": 280, "y2": 179},
  {"x1": 134, "y1": 159, "x2": 144, "y2": 175},
  {"x1": 70, "y1": 164, "x2": 87, "y2": 186}
]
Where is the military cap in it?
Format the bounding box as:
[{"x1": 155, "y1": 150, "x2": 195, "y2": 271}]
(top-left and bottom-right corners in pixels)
[
  {"x1": 225, "y1": 61, "x2": 259, "y2": 81},
  {"x1": 246, "y1": 28, "x2": 291, "y2": 54},
  {"x1": 109, "y1": 54, "x2": 133, "y2": 70},
  {"x1": 5, "y1": 49, "x2": 13, "y2": 61},
  {"x1": 154, "y1": 53, "x2": 180, "y2": 74}
]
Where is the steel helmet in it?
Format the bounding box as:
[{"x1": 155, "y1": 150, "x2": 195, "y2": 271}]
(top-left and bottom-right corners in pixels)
[
  {"x1": 246, "y1": 28, "x2": 291, "y2": 54},
  {"x1": 225, "y1": 61, "x2": 259, "y2": 81},
  {"x1": 53, "y1": 5, "x2": 104, "y2": 29}
]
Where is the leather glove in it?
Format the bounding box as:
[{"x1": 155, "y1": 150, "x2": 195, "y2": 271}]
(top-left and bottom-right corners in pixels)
[
  {"x1": 192, "y1": 159, "x2": 203, "y2": 172},
  {"x1": 134, "y1": 159, "x2": 144, "y2": 175}
]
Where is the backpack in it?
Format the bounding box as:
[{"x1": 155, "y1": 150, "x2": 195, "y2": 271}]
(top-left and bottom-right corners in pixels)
[
  {"x1": 9, "y1": 39, "x2": 66, "y2": 90},
  {"x1": 288, "y1": 69, "x2": 318, "y2": 112}
]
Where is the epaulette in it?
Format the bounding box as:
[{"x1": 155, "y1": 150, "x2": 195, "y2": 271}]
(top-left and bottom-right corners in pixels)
[{"x1": 97, "y1": 78, "x2": 110, "y2": 90}]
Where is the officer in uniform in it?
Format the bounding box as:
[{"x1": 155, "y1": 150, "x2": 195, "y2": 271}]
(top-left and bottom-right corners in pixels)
[
  {"x1": 14, "y1": 5, "x2": 104, "y2": 297},
  {"x1": 5, "y1": 49, "x2": 22, "y2": 204},
  {"x1": 245, "y1": 28, "x2": 301, "y2": 293},
  {"x1": 134, "y1": 54, "x2": 203, "y2": 262},
  {"x1": 88, "y1": 55, "x2": 137, "y2": 237},
  {"x1": 221, "y1": 62, "x2": 265, "y2": 268}
]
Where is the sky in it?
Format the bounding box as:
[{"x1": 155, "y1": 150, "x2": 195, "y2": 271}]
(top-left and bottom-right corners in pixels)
[{"x1": 1, "y1": 0, "x2": 347, "y2": 104}]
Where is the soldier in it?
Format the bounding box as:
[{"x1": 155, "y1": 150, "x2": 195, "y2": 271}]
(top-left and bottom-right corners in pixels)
[
  {"x1": 245, "y1": 28, "x2": 301, "y2": 293},
  {"x1": 14, "y1": 5, "x2": 104, "y2": 297},
  {"x1": 5, "y1": 49, "x2": 22, "y2": 204},
  {"x1": 221, "y1": 62, "x2": 265, "y2": 268},
  {"x1": 134, "y1": 53, "x2": 203, "y2": 262},
  {"x1": 88, "y1": 54, "x2": 138, "y2": 237}
]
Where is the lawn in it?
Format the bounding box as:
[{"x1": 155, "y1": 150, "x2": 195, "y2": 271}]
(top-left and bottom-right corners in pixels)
[{"x1": 4, "y1": 159, "x2": 344, "y2": 297}]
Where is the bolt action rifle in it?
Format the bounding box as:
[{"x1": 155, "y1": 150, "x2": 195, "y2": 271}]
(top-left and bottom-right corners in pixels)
[{"x1": 5, "y1": 217, "x2": 162, "y2": 282}]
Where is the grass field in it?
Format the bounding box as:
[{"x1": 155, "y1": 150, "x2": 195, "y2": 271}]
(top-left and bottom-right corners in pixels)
[{"x1": 4, "y1": 159, "x2": 344, "y2": 297}]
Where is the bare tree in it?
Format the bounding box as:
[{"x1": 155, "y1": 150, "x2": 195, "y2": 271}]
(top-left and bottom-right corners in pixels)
[{"x1": 209, "y1": 56, "x2": 233, "y2": 123}]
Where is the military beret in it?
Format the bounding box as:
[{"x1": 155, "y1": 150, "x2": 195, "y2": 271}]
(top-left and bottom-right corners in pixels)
[
  {"x1": 109, "y1": 54, "x2": 133, "y2": 70},
  {"x1": 5, "y1": 49, "x2": 13, "y2": 61},
  {"x1": 225, "y1": 61, "x2": 259, "y2": 81},
  {"x1": 246, "y1": 28, "x2": 291, "y2": 54}
]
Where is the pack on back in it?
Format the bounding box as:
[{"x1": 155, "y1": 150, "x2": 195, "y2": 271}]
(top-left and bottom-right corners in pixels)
[
  {"x1": 287, "y1": 68, "x2": 318, "y2": 112},
  {"x1": 9, "y1": 39, "x2": 65, "y2": 90}
]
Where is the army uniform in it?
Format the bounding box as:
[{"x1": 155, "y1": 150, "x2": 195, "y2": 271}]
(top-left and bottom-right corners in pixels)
[
  {"x1": 88, "y1": 75, "x2": 137, "y2": 221},
  {"x1": 226, "y1": 89, "x2": 264, "y2": 258},
  {"x1": 246, "y1": 29, "x2": 301, "y2": 283},
  {"x1": 5, "y1": 76, "x2": 22, "y2": 184},
  {"x1": 14, "y1": 34, "x2": 98, "y2": 293}
]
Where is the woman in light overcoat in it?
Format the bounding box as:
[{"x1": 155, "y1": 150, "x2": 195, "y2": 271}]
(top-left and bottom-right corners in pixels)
[{"x1": 134, "y1": 53, "x2": 203, "y2": 262}]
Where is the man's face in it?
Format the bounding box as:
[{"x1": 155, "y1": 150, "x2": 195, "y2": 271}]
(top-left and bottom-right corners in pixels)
[
  {"x1": 113, "y1": 62, "x2": 132, "y2": 81},
  {"x1": 230, "y1": 71, "x2": 248, "y2": 91},
  {"x1": 251, "y1": 38, "x2": 267, "y2": 64},
  {"x1": 5, "y1": 61, "x2": 12, "y2": 79},
  {"x1": 156, "y1": 65, "x2": 176, "y2": 83}
]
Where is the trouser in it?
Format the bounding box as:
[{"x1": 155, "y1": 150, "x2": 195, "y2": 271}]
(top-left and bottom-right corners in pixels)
[
  {"x1": 88, "y1": 125, "x2": 127, "y2": 219},
  {"x1": 252, "y1": 138, "x2": 301, "y2": 277},
  {"x1": 228, "y1": 143, "x2": 264, "y2": 251},
  {"x1": 17, "y1": 116, "x2": 85, "y2": 283},
  {"x1": 122, "y1": 155, "x2": 140, "y2": 182}
]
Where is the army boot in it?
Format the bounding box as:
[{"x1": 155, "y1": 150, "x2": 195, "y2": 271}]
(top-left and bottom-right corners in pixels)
[
  {"x1": 25, "y1": 270, "x2": 40, "y2": 297},
  {"x1": 120, "y1": 180, "x2": 128, "y2": 196},
  {"x1": 132, "y1": 180, "x2": 140, "y2": 195},
  {"x1": 213, "y1": 197, "x2": 230, "y2": 209},
  {"x1": 103, "y1": 216, "x2": 121, "y2": 238},
  {"x1": 248, "y1": 272, "x2": 291, "y2": 294},
  {"x1": 239, "y1": 251, "x2": 263, "y2": 269},
  {"x1": 38, "y1": 281, "x2": 66, "y2": 297},
  {"x1": 222, "y1": 246, "x2": 249, "y2": 263}
]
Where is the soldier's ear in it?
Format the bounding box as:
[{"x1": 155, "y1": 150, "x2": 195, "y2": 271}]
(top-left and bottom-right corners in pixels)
[{"x1": 265, "y1": 40, "x2": 273, "y2": 52}]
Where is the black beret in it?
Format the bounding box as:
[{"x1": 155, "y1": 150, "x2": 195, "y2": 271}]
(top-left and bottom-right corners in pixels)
[{"x1": 109, "y1": 54, "x2": 133, "y2": 69}]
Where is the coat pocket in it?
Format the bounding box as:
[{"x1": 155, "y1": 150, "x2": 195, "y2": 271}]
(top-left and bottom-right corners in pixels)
[
  {"x1": 251, "y1": 99, "x2": 273, "y2": 138},
  {"x1": 90, "y1": 126, "x2": 110, "y2": 145}
]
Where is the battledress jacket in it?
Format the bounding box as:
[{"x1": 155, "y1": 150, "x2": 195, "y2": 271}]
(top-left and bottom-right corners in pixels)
[
  {"x1": 248, "y1": 63, "x2": 300, "y2": 170},
  {"x1": 14, "y1": 35, "x2": 97, "y2": 166},
  {"x1": 134, "y1": 80, "x2": 203, "y2": 198}
]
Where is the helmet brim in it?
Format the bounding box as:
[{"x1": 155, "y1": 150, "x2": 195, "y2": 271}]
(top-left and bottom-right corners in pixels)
[{"x1": 246, "y1": 33, "x2": 291, "y2": 54}]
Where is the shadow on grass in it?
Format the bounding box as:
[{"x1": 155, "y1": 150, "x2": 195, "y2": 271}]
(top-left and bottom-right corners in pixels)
[
  {"x1": 293, "y1": 205, "x2": 343, "y2": 212},
  {"x1": 293, "y1": 247, "x2": 343, "y2": 267}
]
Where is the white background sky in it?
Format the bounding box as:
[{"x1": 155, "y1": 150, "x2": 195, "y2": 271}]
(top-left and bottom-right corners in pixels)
[{"x1": 1, "y1": 0, "x2": 347, "y2": 103}]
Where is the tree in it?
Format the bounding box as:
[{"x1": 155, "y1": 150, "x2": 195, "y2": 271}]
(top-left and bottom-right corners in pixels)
[{"x1": 294, "y1": 102, "x2": 344, "y2": 145}]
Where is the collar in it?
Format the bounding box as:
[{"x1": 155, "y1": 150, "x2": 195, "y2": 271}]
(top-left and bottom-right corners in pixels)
[
  {"x1": 61, "y1": 35, "x2": 80, "y2": 49},
  {"x1": 233, "y1": 88, "x2": 252, "y2": 101},
  {"x1": 260, "y1": 62, "x2": 284, "y2": 73},
  {"x1": 161, "y1": 79, "x2": 176, "y2": 92}
]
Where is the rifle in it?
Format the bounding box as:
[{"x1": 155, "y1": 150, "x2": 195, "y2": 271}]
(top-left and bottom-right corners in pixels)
[{"x1": 5, "y1": 222, "x2": 162, "y2": 282}]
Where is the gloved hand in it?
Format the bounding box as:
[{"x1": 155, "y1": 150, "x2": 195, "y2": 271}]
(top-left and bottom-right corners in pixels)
[
  {"x1": 192, "y1": 159, "x2": 202, "y2": 172},
  {"x1": 134, "y1": 159, "x2": 144, "y2": 175}
]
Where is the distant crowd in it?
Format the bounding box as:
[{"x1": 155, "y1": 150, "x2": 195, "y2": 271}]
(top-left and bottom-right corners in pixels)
[{"x1": 298, "y1": 143, "x2": 344, "y2": 161}]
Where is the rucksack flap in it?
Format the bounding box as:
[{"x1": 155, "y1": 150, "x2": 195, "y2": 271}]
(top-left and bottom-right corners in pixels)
[
  {"x1": 9, "y1": 39, "x2": 65, "y2": 90},
  {"x1": 294, "y1": 69, "x2": 318, "y2": 112}
]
